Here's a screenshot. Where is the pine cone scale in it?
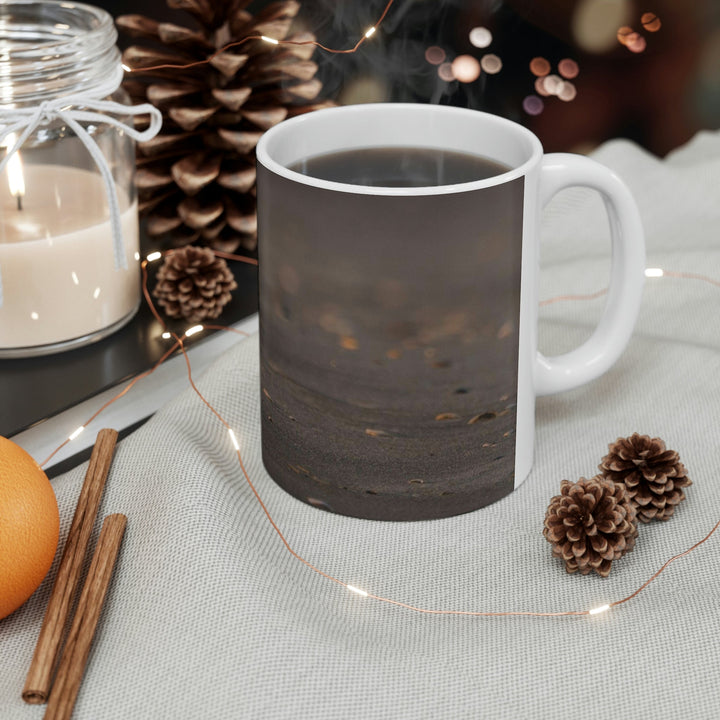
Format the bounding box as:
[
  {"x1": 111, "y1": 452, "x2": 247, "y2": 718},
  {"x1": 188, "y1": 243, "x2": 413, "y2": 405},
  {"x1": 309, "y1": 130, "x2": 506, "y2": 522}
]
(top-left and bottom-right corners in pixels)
[
  {"x1": 138, "y1": 132, "x2": 197, "y2": 156},
  {"x1": 241, "y1": 107, "x2": 288, "y2": 130},
  {"x1": 146, "y1": 215, "x2": 183, "y2": 235},
  {"x1": 211, "y1": 87, "x2": 252, "y2": 111},
  {"x1": 171, "y1": 153, "x2": 222, "y2": 194},
  {"x1": 168, "y1": 106, "x2": 219, "y2": 131},
  {"x1": 136, "y1": 168, "x2": 174, "y2": 190},
  {"x1": 157, "y1": 22, "x2": 211, "y2": 47},
  {"x1": 147, "y1": 83, "x2": 202, "y2": 105},
  {"x1": 209, "y1": 52, "x2": 249, "y2": 78},
  {"x1": 217, "y1": 166, "x2": 256, "y2": 193},
  {"x1": 115, "y1": 14, "x2": 161, "y2": 39},
  {"x1": 178, "y1": 197, "x2": 224, "y2": 228}
]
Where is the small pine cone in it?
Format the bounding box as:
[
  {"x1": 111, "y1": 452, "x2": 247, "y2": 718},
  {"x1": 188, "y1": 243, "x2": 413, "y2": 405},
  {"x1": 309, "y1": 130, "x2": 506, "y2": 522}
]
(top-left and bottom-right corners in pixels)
[
  {"x1": 153, "y1": 246, "x2": 237, "y2": 323},
  {"x1": 599, "y1": 433, "x2": 692, "y2": 523},
  {"x1": 543, "y1": 476, "x2": 638, "y2": 577}
]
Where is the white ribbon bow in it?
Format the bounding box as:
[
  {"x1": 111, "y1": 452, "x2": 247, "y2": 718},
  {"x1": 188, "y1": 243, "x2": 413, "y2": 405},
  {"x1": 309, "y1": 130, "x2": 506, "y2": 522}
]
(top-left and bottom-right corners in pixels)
[{"x1": 0, "y1": 81, "x2": 162, "y2": 308}]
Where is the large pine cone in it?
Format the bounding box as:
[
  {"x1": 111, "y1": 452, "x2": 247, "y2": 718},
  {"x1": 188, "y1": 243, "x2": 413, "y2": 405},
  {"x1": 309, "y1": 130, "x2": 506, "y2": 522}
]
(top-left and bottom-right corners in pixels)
[
  {"x1": 543, "y1": 476, "x2": 638, "y2": 577},
  {"x1": 117, "y1": 0, "x2": 332, "y2": 253},
  {"x1": 153, "y1": 245, "x2": 237, "y2": 322},
  {"x1": 599, "y1": 433, "x2": 692, "y2": 523}
]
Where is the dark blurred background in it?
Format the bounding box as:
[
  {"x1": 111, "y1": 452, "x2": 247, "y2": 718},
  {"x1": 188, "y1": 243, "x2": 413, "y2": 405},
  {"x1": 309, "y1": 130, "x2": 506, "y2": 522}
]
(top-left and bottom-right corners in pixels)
[{"x1": 103, "y1": 0, "x2": 719, "y2": 156}]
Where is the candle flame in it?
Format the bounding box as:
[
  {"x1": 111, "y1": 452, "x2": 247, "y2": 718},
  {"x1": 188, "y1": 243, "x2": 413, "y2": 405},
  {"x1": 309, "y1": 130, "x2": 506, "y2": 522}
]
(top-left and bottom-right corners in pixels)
[{"x1": 3, "y1": 133, "x2": 25, "y2": 204}]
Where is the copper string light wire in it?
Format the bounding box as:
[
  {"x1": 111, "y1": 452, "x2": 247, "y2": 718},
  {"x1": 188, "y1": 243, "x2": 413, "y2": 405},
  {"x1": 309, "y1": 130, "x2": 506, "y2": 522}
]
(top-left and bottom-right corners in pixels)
[
  {"x1": 539, "y1": 269, "x2": 720, "y2": 308},
  {"x1": 121, "y1": 0, "x2": 397, "y2": 75},
  {"x1": 662, "y1": 269, "x2": 720, "y2": 288},
  {"x1": 539, "y1": 288, "x2": 608, "y2": 307},
  {"x1": 38, "y1": 339, "x2": 182, "y2": 468},
  {"x1": 40, "y1": 251, "x2": 720, "y2": 619},
  {"x1": 210, "y1": 249, "x2": 258, "y2": 267}
]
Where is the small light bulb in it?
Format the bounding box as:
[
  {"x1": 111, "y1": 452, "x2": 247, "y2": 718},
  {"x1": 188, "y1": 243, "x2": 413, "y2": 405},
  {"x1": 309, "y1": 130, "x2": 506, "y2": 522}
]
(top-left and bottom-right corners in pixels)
[
  {"x1": 121, "y1": 63, "x2": 131, "y2": 72},
  {"x1": 228, "y1": 428, "x2": 240, "y2": 451},
  {"x1": 364, "y1": 26, "x2": 376, "y2": 38},
  {"x1": 588, "y1": 604, "x2": 610, "y2": 615},
  {"x1": 261, "y1": 35, "x2": 279, "y2": 45},
  {"x1": 161, "y1": 331, "x2": 172, "y2": 339},
  {"x1": 146, "y1": 251, "x2": 162, "y2": 262},
  {"x1": 645, "y1": 268, "x2": 664, "y2": 278},
  {"x1": 185, "y1": 324, "x2": 204, "y2": 337},
  {"x1": 347, "y1": 585, "x2": 369, "y2": 597},
  {"x1": 68, "y1": 426, "x2": 85, "y2": 441}
]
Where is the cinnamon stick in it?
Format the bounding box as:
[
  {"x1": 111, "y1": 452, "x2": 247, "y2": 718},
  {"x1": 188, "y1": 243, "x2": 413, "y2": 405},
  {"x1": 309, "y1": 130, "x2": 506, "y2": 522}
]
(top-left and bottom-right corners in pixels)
[
  {"x1": 23, "y1": 428, "x2": 119, "y2": 704},
  {"x1": 44, "y1": 514, "x2": 127, "y2": 720}
]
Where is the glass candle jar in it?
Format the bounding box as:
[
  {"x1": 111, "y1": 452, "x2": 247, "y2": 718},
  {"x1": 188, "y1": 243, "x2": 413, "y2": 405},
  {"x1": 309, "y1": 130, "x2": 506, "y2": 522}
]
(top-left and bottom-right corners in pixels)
[{"x1": 0, "y1": 1, "x2": 145, "y2": 357}]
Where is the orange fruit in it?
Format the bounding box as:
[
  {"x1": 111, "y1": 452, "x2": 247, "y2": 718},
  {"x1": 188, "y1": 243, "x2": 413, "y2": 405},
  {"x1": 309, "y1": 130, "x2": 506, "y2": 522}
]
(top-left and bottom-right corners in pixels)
[{"x1": 0, "y1": 436, "x2": 59, "y2": 620}]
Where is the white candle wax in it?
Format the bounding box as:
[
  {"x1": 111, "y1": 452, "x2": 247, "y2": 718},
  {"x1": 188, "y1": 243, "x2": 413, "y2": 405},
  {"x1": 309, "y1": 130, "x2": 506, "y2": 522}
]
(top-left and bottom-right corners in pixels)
[{"x1": 0, "y1": 164, "x2": 140, "y2": 351}]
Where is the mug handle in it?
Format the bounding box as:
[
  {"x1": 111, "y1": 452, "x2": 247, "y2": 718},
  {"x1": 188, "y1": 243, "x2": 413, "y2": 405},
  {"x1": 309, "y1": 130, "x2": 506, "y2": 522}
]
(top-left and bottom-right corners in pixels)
[{"x1": 535, "y1": 153, "x2": 646, "y2": 396}]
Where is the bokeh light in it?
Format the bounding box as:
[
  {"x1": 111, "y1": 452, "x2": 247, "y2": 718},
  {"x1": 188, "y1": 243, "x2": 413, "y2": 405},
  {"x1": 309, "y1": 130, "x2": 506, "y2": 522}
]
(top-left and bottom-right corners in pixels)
[
  {"x1": 452, "y1": 54, "x2": 481, "y2": 83},
  {"x1": 558, "y1": 81, "x2": 577, "y2": 102},
  {"x1": 438, "y1": 62, "x2": 455, "y2": 82},
  {"x1": 616, "y1": 26, "x2": 634, "y2": 45},
  {"x1": 522, "y1": 95, "x2": 544, "y2": 116},
  {"x1": 558, "y1": 59, "x2": 579, "y2": 79},
  {"x1": 534, "y1": 77, "x2": 551, "y2": 97},
  {"x1": 480, "y1": 54, "x2": 503, "y2": 75},
  {"x1": 469, "y1": 26, "x2": 492, "y2": 48},
  {"x1": 620, "y1": 30, "x2": 642, "y2": 49},
  {"x1": 425, "y1": 46, "x2": 446, "y2": 65},
  {"x1": 572, "y1": 0, "x2": 632, "y2": 53},
  {"x1": 641, "y1": 12, "x2": 662, "y2": 32},
  {"x1": 542, "y1": 74, "x2": 563, "y2": 95},
  {"x1": 530, "y1": 57, "x2": 551, "y2": 77},
  {"x1": 627, "y1": 34, "x2": 647, "y2": 53}
]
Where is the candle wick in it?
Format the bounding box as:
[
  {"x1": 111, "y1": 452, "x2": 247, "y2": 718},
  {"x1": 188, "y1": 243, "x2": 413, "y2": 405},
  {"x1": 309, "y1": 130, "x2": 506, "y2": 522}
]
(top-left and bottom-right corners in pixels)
[{"x1": 16, "y1": 194, "x2": 22, "y2": 211}]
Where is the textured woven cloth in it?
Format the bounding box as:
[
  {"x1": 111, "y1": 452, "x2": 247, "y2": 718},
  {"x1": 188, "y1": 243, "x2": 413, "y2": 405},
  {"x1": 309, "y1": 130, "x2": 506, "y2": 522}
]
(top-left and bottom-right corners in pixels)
[{"x1": 2, "y1": 131, "x2": 720, "y2": 719}]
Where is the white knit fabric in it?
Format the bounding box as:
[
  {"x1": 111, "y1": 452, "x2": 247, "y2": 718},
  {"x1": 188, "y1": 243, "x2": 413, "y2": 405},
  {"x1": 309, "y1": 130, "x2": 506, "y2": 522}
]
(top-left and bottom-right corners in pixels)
[{"x1": 1, "y1": 132, "x2": 719, "y2": 719}]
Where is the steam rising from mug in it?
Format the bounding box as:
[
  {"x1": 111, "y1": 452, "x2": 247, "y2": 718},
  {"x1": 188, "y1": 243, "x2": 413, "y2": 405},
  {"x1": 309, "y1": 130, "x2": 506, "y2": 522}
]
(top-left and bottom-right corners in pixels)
[{"x1": 300, "y1": 0, "x2": 475, "y2": 104}]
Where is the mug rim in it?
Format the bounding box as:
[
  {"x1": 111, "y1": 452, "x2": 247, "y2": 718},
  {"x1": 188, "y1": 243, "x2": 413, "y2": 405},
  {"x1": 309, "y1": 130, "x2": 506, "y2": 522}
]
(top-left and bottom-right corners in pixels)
[{"x1": 256, "y1": 103, "x2": 544, "y2": 196}]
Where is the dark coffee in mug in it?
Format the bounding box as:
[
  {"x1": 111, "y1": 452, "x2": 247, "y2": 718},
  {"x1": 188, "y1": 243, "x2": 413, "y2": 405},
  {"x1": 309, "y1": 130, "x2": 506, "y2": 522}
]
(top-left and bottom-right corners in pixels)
[{"x1": 288, "y1": 146, "x2": 510, "y2": 187}]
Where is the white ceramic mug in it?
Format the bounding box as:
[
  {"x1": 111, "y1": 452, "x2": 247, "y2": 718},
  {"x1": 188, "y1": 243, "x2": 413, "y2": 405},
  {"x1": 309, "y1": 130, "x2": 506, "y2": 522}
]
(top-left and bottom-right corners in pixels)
[{"x1": 256, "y1": 103, "x2": 645, "y2": 521}]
